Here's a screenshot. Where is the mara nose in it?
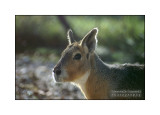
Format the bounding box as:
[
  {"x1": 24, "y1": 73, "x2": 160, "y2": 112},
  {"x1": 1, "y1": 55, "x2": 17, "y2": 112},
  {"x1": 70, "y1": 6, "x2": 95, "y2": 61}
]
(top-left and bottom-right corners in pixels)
[{"x1": 53, "y1": 67, "x2": 61, "y2": 75}]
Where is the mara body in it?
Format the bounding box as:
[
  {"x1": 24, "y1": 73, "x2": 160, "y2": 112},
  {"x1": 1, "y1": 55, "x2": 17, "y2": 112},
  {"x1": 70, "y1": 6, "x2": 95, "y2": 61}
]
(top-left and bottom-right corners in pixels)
[{"x1": 53, "y1": 28, "x2": 145, "y2": 100}]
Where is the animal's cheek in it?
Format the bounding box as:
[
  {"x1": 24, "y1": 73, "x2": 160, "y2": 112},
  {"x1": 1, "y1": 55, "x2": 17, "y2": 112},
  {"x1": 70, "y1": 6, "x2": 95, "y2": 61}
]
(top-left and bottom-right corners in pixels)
[{"x1": 63, "y1": 66, "x2": 77, "y2": 81}]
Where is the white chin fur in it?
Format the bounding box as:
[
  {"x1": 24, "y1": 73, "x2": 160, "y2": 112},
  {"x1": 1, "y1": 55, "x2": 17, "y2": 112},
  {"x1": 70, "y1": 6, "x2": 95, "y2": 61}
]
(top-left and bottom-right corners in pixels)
[
  {"x1": 52, "y1": 72, "x2": 56, "y2": 83},
  {"x1": 53, "y1": 69, "x2": 69, "y2": 82}
]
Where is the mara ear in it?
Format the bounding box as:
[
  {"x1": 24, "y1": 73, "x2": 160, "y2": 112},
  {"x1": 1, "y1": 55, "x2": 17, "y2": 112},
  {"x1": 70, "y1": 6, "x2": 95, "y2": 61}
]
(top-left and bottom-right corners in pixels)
[
  {"x1": 80, "y1": 28, "x2": 98, "y2": 53},
  {"x1": 67, "y1": 29, "x2": 75, "y2": 45}
]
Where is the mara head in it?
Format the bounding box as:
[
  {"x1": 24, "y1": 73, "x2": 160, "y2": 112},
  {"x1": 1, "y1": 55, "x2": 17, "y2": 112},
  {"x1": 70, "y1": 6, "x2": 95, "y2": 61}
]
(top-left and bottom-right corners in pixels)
[{"x1": 53, "y1": 28, "x2": 98, "y2": 82}]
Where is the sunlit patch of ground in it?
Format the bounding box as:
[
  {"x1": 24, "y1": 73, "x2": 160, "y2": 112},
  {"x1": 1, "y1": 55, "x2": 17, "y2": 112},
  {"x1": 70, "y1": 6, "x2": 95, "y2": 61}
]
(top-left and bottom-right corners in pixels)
[{"x1": 16, "y1": 54, "x2": 85, "y2": 100}]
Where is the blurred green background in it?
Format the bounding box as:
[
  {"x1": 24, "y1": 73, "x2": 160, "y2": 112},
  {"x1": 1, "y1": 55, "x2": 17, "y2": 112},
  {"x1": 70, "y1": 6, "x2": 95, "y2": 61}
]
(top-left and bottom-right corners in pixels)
[
  {"x1": 15, "y1": 16, "x2": 145, "y2": 99},
  {"x1": 16, "y1": 15, "x2": 144, "y2": 63}
]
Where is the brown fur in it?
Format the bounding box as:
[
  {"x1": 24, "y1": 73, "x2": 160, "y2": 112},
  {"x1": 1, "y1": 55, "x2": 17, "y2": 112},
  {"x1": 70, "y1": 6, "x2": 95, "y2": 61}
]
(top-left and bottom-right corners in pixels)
[
  {"x1": 85, "y1": 72, "x2": 109, "y2": 99},
  {"x1": 57, "y1": 42, "x2": 110, "y2": 99},
  {"x1": 53, "y1": 28, "x2": 145, "y2": 100},
  {"x1": 62, "y1": 43, "x2": 90, "y2": 82}
]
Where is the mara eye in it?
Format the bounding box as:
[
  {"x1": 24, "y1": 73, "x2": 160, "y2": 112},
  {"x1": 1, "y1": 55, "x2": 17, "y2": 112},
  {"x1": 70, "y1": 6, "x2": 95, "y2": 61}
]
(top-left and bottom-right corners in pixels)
[{"x1": 73, "y1": 53, "x2": 81, "y2": 60}]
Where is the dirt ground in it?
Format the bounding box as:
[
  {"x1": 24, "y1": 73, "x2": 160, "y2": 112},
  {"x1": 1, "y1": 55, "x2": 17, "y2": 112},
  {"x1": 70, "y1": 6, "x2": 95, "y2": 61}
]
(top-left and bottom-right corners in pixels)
[{"x1": 16, "y1": 54, "x2": 85, "y2": 100}]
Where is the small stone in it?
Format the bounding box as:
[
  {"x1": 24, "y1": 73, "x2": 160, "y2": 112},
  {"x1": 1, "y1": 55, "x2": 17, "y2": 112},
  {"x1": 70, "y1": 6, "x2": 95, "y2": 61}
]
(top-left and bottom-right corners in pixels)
[
  {"x1": 20, "y1": 67, "x2": 27, "y2": 74},
  {"x1": 38, "y1": 90, "x2": 45, "y2": 95},
  {"x1": 46, "y1": 91, "x2": 52, "y2": 96}
]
